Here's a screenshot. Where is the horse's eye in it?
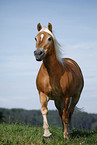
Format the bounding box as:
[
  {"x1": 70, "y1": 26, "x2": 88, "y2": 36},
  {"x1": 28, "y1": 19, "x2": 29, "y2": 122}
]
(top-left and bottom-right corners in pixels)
[
  {"x1": 48, "y1": 37, "x2": 52, "y2": 41},
  {"x1": 35, "y1": 37, "x2": 37, "y2": 41}
]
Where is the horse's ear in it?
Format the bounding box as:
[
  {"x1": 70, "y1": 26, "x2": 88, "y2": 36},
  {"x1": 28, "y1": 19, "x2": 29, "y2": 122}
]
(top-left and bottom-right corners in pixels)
[
  {"x1": 48, "y1": 23, "x2": 52, "y2": 32},
  {"x1": 37, "y1": 23, "x2": 42, "y2": 31}
]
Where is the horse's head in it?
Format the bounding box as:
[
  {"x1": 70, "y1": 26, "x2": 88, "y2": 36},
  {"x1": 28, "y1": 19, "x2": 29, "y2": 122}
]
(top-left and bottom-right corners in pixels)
[{"x1": 34, "y1": 23, "x2": 54, "y2": 61}]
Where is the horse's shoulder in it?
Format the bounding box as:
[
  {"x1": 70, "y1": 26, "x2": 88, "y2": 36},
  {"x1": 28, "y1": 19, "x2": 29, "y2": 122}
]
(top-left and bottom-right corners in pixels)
[{"x1": 36, "y1": 63, "x2": 51, "y2": 94}]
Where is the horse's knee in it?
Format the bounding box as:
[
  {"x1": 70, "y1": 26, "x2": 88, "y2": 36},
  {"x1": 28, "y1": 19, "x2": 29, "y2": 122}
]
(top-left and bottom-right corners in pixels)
[{"x1": 41, "y1": 107, "x2": 48, "y2": 115}]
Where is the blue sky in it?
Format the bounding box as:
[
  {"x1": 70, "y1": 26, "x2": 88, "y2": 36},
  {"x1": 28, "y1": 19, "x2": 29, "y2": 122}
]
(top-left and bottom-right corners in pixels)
[{"x1": 0, "y1": 0, "x2": 97, "y2": 113}]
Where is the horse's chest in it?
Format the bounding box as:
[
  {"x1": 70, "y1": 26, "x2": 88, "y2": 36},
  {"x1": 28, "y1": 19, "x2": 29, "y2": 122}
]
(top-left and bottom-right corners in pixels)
[
  {"x1": 43, "y1": 78, "x2": 63, "y2": 99},
  {"x1": 49, "y1": 79, "x2": 63, "y2": 99}
]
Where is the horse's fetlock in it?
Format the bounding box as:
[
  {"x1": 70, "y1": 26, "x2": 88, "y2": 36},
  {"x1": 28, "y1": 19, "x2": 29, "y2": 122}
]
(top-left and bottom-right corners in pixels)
[{"x1": 43, "y1": 123, "x2": 49, "y2": 129}]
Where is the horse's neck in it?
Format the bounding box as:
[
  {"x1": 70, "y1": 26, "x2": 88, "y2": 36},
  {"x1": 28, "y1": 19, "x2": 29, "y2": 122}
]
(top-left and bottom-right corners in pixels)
[{"x1": 43, "y1": 51, "x2": 63, "y2": 76}]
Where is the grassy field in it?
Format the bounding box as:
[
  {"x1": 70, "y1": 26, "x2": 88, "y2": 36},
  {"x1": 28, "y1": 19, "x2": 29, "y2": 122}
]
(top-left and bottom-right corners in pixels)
[{"x1": 0, "y1": 123, "x2": 97, "y2": 145}]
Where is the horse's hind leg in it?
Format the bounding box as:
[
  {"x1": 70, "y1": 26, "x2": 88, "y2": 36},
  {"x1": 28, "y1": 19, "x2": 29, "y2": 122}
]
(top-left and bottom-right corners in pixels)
[
  {"x1": 39, "y1": 92, "x2": 52, "y2": 137},
  {"x1": 68, "y1": 93, "x2": 81, "y2": 134},
  {"x1": 62, "y1": 96, "x2": 77, "y2": 139},
  {"x1": 67, "y1": 97, "x2": 73, "y2": 135}
]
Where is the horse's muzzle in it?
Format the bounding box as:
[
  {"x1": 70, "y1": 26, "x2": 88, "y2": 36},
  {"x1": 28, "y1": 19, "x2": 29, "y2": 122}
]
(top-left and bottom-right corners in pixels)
[{"x1": 34, "y1": 49, "x2": 45, "y2": 61}]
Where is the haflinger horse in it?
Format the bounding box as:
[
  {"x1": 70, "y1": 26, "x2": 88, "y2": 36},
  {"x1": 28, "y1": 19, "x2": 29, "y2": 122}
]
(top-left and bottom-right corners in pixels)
[{"x1": 34, "y1": 23, "x2": 84, "y2": 139}]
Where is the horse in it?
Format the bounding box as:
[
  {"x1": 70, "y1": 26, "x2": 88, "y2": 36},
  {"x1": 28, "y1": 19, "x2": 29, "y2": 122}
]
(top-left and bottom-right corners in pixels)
[{"x1": 34, "y1": 23, "x2": 84, "y2": 139}]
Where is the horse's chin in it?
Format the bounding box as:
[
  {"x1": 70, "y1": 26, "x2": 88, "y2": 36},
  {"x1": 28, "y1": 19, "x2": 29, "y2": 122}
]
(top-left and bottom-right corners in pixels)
[{"x1": 36, "y1": 58, "x2": 43, "y2": 61}]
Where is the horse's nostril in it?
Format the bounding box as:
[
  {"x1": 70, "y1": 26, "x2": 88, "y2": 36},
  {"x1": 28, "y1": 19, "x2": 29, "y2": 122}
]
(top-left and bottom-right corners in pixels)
[
  {"x1": 34, "y1": 49, "x2": 43, "y2": 56},
  {"x1": 39, "y1": 51, "x2": 43, "y2": 55}
]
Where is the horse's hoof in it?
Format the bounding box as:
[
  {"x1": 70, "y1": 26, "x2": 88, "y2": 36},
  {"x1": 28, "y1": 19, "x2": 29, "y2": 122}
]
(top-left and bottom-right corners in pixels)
[
  {"x1": 64, "y1": 133, "x2": 69, "y2": 140},
  {"x1": 43, "y1": 132, "x2": 52, "y2": 138},
  {"x1": 64, "y1": 136, "x2": 69, "y2": 140}
]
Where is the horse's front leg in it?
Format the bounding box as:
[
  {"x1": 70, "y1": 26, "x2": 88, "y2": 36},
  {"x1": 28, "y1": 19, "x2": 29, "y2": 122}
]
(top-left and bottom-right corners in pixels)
[{"x1": 39, "y1": 92, "x2": 52, "y2": 137}]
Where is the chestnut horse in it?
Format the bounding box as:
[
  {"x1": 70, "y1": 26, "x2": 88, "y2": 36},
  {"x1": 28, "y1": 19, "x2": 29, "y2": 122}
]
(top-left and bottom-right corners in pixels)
[{"x1": 34, "y1": 23, "x2": 84, "y2": 139}]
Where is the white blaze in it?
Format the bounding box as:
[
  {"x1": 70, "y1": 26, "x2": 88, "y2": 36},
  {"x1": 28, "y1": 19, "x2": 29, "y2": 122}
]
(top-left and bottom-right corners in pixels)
[{"x1": 41, "y1": 34, "x2": 44, "y2": 41}]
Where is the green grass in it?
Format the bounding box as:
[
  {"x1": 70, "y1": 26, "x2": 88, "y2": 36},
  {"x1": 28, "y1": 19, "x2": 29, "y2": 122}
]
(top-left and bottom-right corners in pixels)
[{"x1": 0, "y1": 123, "x2": 97, "y2": 145}]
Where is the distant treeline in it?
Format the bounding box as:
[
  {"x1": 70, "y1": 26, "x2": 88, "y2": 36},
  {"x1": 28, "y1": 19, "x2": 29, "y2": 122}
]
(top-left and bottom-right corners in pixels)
[{"x1": 0, "y1": 108, "x2": 97, "y2": 130}]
